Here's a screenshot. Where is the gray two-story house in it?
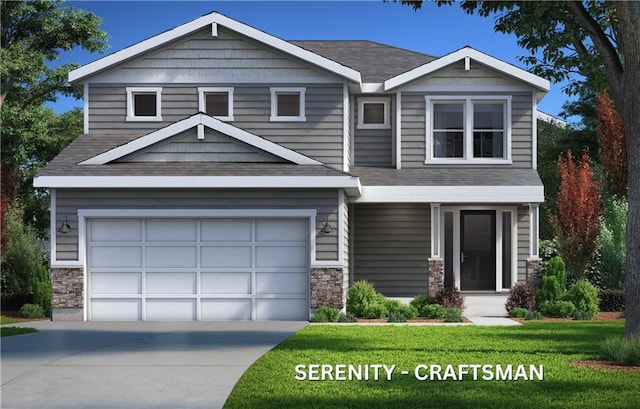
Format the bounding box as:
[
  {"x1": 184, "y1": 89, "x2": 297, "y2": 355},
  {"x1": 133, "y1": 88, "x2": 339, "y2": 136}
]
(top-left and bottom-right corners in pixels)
[{"x1": 35, "y1": 12, "x2": 548, "y2": 321}]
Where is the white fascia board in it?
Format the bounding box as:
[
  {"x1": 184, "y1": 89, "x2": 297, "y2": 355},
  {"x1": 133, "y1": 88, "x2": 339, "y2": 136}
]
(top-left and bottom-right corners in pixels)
[
  {"x1": 80, "y1": 113, "x2": 321, "y2": 165},
  {"x1": 33, "y1": 175, "x2": 362, "y2": 193},
  {"x1": 69, "y1": 13, "x2": 361, "y2": 84},
  {"x1": 353, "y1": 185, "x2": 544, "y2": 203},
  {"x1": 384, "y1": 47, "x2": 550, "y2": 92}
]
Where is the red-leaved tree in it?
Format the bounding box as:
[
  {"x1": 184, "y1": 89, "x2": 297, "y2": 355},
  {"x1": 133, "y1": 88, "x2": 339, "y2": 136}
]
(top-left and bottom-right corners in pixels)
[
  {"x1": 596, "y1": 93, "x2": 627, "y2": 199},
  {"x1": 555, "y1": 151, "x2": 603, "y2": 279}
]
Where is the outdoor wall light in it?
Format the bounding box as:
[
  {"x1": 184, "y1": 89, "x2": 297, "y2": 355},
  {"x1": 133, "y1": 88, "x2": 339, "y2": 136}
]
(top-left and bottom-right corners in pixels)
[
  {"x1": 58, "y1": 216, "x2": 71, "y2": 234},
  {"x1": 320, "y1": 217, "x2": 333, "y2": 234}
]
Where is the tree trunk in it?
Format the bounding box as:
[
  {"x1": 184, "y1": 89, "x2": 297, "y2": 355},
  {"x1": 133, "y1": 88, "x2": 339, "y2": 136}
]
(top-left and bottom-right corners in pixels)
[{"x1": 617, "y1": 2, "x2": 640, "y2": 338}]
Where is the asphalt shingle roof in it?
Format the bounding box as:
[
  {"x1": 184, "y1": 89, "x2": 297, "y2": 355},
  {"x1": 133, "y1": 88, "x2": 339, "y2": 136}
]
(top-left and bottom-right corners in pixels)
[{"x1": 290, "y1": 40, "x2": 436, "y2": 83}]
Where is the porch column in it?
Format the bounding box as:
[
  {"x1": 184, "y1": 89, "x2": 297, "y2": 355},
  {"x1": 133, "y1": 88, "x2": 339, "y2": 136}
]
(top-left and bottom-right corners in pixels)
[
  {"x1": 428, "y1": 203, "x2": 444, "y2": 297},
  {"x1": 526, "y1": 204, "x2": 543, "y2": 287}
]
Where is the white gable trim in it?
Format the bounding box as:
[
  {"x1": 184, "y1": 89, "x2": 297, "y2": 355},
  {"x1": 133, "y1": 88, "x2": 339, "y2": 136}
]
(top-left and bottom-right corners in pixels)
[
  {"x1": 353, "y1": 185, "x2": 544, "y2": 203},
  {"x1": 69, "y1": 12, "x2": 361, "y2": 84},
  {"x1": 384, "y1": 47, "x2": 550, "y2": 92},
  {"x1": 79, "y1": 113, "x2": 322, "y2": 165}
]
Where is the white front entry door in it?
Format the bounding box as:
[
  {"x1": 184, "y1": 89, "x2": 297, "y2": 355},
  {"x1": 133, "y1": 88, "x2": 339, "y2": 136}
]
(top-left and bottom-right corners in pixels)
[{"x1": 87, "y1": 218, "x2": 309, "y2": 321}]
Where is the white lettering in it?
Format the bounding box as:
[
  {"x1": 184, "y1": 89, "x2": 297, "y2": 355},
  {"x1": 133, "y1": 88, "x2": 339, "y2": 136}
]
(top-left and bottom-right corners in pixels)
[
  {"x1": 513, "y1": 365, "x2": 527, "y2": 381},
  {"x1": 349, "y1": 365, "x2": 362, "y2": 380},
  {"x1": 308, "y1": 364, "x2": 320, "y2": 381},
  {"x1": 482, "y1": 364, "x2": 494, "y2": 381},
  {"x1": 496, "y1": 365, "x2": 513, "y2": 381},
  {"x1": 321, "y1": 364, "x2": 333, "y2": 380},
  {"x1": 295, "y1": 364, "x2": 307, "y2": 380},
  {"x1": 530, "y1": 365, "x2": 544, "y2": 380},
  {"x1": 335, "y1": 364, "x2": 346, "y2": 381},
  {"x1": 458, "y1": 364, "x2": 469, "y2": 380},
  {"x1": 469, "y1": 364, "x2": 481, "y2": 380},
  {"x1": 430, "y1": 364, "x2": 442, "y2": 380},
  {"x1": 382, "y1": 364, "x2": 396, "y2": 381},
  {"x1": 414, "y1": 365, "x2": 429, "y2": 381},
  {"x1": 442, "y1": 364, "x2": 457, "y2": 381}
]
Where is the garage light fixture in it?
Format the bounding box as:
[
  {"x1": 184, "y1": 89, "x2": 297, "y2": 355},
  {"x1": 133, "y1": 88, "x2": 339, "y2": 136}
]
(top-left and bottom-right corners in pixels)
[
  {"x1": 320, "y1": 217, "x2": 333, "y2": 234},
  {"x1": 58, "y1": 216, "x2": 71, "y2": 234}
]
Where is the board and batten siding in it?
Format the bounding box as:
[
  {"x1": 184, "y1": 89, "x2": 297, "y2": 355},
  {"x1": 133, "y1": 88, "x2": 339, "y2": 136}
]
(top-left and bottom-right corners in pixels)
[
  {"x1": 353, "y1": 95, "x2": 393, "y2": 167},
  {"x1": 399, "y1": 92, "x2": 533, "y2": 168},
  {"x1": 120, "y1": 128, "x2": 285, "y2": 163},
  {"x1": 88, "y1": 84, "x2": 345, "y2": 168},
  {"x1": 55, "y1": 189, "x2": 339, "y2": 262},
  {"x1": 353, "y1": 203, "x2": 430, "y2": 296}
]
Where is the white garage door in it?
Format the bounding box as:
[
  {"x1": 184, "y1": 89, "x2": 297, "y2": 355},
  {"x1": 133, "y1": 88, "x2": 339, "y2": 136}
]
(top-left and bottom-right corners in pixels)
[{"x1": 88, "y1": 218, "x2": 309, "y2": 321}]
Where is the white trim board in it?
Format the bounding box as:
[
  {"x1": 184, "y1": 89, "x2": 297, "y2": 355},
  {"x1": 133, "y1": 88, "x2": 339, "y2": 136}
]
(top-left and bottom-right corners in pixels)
[
  {"x1": 79, "y1": 113, "x2": 321, "y2": 165},
  {"x1": 353, "y1": 185, "x2": 544, "y2": 203},
  {"x1": 34, "y1": 175, "x2": 363, "y2": 196},
  {"x1": 69, "y1": 12, "x2": 361, "y2": 84},
  {"x1": 384, "y1": 47, "x2": 550, "y2": 93}
]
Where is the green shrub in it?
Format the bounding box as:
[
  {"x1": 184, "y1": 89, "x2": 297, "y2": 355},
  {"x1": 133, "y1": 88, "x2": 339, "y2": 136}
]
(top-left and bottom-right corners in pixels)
[
  {"x1": 572, "y1": 310, "x2": 593, "y2": 320},
  {"x1": 600, "y1": 337, "x2": 640, "y2": 366},
  {"x1": 564, "y1": 279, "x2": 599, "y2": 317},
  {"x1": 347, "y1": 281, "x2": 385, "y2": 317},
  {"x1": 509, "y1": 307, "x2": 529, "y2": 318},
  {"x1": 599, "y1": 289, "x2": 625, "y2": 312},
  {"x1": 525, "y1": 310, "x2": 544, "y2": 320},
  {"x1": 1, "y1": 207, "x2": 44, "y2": 295},
  {"x1": 596, "y1": 198, "x2": 627, "y2": 290},
  {"x1": 421, "y1": 304, "x2": 446, "y2": 319},
  {"x1": 535, "y1": 256, "x2": 567, "y2": 306},
  {"x1": 434, "y1": 286, "x2": 464, "y2": 309},
  {"x1": 443, "y1": 308, "x2": 463, "y2": 323},
  {"x1": 336, "y1": 312, "x2": 357, "y2": 323},
  {"x1": 505, "y1": 283, "x2": 535, "y2": 313},
  {"x1": 546, "y1": 256, "x2": 567, "y2": 290},
  {"x1": 410, "y1": 295, "x2": 431, "y2": 313},
  {"x1": 362, "y1": 303, "x2": 388, "y2": 319},
  {"x1": 387, "y1": 312, "x2": 407, "y2": 323},
  {"x1": 19, "y1": 303, "x2": 45, "y2": 319},
  {"x1": 32, "y1": 265, "x2": 51, "y2": 316},
  {"x1": 312, "y1": 306, "x2": 341, "y2": 322},
  {"x1": 385, "y1": 299, "x2": 403, "y2": 313},
  {"x1": 540, "y1": 300, "x2": 576, "y2": 318}
]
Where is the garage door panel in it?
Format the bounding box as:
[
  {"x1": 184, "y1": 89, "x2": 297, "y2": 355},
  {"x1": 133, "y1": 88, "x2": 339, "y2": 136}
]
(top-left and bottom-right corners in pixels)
[
  {"x1": 92, "y1": 299, "x2": 141, "y2": 320},
  {"x1": 256, "y1": 272, "x2": 307, "y2": 295},
  {"x1": 201, "y1": 219, "x2": 252, "y2": 242},
  {"x1": 91, "y1": 272, "x2": 141, "y2": 294},
  {"x1": 256, "y1": 246, "x2": 307, "y2": 268},
  {"x1": 146, "y1": 220, "x2": 196, "y2": 242},
  {"x1": 256, "y1": 219, "x2": 307, "y2": 242},
  {"x1": 201, "y1": 272, "x2": 251, "y2": 294},
  {"x1": 146, "y1": 246, "x2": 197, "y2": 268},
  {"x1": 201, "y1": 299, "x2": 251, "y2": 320},
  {"x1": 201, "y1": 246, "x2": 252, "y2": 268},
  {"x1": 146, "y1": 272, "x2": 196, "y2": 294},
  {"x1": 91, "y1": 246, "x2": 142, "y2": 268},
  {"x1": 90, "y1": 219, "x2": 142, "y2": 242},
  {"x1": 146, "y1": 299, "x2": 196, "y2": 320},
  {"x1": 256, "y1": 299, "x2": 308, "y2": 320}
]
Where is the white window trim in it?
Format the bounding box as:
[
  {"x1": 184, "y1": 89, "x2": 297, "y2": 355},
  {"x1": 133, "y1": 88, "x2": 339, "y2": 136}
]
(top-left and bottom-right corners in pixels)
[
  {"x1": 357, "y1": 97, "x2": 391, "y2": 129},
  {"x1": 425, "y1": 95, "x2": 512, "y2": 164},
  {"x1": 270, "y1": 87, "x2": 306, "y2": 122},
  {"x1": 198, "y1": 87, "x2": 234, "y2": 121},
  {"x1": 126, "y1": 87, "x2": 162, "y2": 122}
]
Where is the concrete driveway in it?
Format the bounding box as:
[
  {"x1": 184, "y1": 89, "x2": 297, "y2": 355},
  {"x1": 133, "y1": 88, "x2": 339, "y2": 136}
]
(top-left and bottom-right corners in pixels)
[{"x1": 1, "y1": 320, "x2": 306, "y2": 409}]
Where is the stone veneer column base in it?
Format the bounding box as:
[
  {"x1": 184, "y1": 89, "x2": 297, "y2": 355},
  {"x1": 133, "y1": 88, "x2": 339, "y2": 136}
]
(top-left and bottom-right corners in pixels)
[
  {"x1": 526, "y1": 258, "x2": 543, "y2": 287},
  {"x1": 428, "y1": 258, "x2": 444, "y2": 298},
  {"x1": 310, "y1": 267, "x2": 345, "y2": 309},
  {"x1": 50, "y1": 267, "x2": 84, "y2": 321}
]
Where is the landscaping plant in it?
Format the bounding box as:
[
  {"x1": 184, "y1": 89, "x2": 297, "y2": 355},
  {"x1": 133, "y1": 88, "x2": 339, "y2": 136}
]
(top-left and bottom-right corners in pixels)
[
  {"x1": 508, "y1": 307, "x2": 529, "y2": 318},
  {"x1": 599, "y1": 289, "x2": 625, "y2": 312},
  {"x1": 346, "y1": 281, "x2": 385, "y2": 317},
  {"x1": 421, "y1": 304, "x2": 446, "y2": 319},
  {"x1": 443, "y1": 308, "x2": 463, "y2": 323},
  {"x1": 563, "y1": 279, "x2": 599, "y2": 318},
  {"x1": 32, "y1": 264, "x2": 51, "y2": 317},
  {"x1": 434, "y1": 286, "x2": 464, "y2": 309},
  {"x1": 312, "y1": 306, "x2": 341, "y2": 323},
  {"x1": 19, "y1": 303, "x2": 44, "y2": 319},
  {"x1": 505, "y1": 283, "x2": 535, "y2": 313},
  {"x1": 535, "y1": 256, "x2": 567, "y2": 306}
]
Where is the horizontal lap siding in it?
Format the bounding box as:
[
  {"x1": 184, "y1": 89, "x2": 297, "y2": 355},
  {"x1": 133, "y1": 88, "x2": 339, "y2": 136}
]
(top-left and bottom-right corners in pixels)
[
  {"x1": 353, "y1": 96, "x2": 393, "y2": 167},
  {"x1": 55, "y1": 189, "x2": 339, "y2": 262},
  {"x1": 353, "y1": 204, "x2": 430, "y2": 296},
  {"x1": 400, "y1": 94, "x2": 426, "y2": 168},
  {"x1": 511, "y1": 93, "x2": 533, "y2": 168}
]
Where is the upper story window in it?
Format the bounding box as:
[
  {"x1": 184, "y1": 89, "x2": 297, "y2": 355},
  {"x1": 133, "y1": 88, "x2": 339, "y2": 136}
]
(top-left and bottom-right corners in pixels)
[
  {"x1": 126, "y1": 87, "x2": 162, "y2": 121},
  {"x1": 198, "y1": 87, "x2": 234, "y2": 121},
  {"x1": 426, "y1": 96, "x2": 511, "y2": 164},
  {"x1": 270, "y1": 87, "x2": 306, "y2": 122},
  {"x1": 357, "y1": 97, "x2": 391, "y2": 129}
]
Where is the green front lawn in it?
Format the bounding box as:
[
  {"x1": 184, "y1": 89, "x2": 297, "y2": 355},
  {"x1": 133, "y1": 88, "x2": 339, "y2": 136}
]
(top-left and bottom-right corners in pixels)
[
  {"x1": 0, "y1": 327, "x2": 37, "y2": 337},
  {"x1": 225, "y1": 322, "x2": 639, "y2": 409},
  {"x1": 0, "y1": 315, "x2": 22, "y2": 325}
]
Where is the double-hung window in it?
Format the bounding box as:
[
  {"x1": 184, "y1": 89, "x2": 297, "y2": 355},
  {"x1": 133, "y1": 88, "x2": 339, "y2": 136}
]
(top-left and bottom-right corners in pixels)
[
  {"x1": 198, "y1": 87, "x2": 234, "y2": 121},
  {"x1": 270, "y1": 87, "x2": 306, "y2": 121},
  {"x1": 126, "y1": 87, "x2": 162, "y2": 121},
  {"x1": 426, "y1": 96, "x2": 511, "y2": 163}
]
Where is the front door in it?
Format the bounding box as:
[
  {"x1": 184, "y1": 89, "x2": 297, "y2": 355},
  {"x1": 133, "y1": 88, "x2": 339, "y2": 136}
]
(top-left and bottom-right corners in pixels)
[{"x1": 460, "y1": 211, "x2": 496, "y2": 290}]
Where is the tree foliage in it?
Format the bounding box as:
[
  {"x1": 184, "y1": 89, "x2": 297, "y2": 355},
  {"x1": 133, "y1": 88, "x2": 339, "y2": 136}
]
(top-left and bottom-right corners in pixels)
[
  {"x1": 555, "y1": 151, "x2": 603, "y2": 279},
  {"x1": 596, "y1": 93, "x2": 627, "y2": 198}
]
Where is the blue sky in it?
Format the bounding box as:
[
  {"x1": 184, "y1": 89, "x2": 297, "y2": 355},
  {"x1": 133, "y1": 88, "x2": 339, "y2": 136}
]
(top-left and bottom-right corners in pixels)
[{"x1": 51, "y1": 0, "x2": 576, "y2": 121}]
